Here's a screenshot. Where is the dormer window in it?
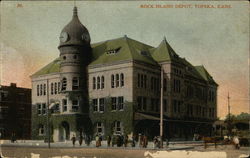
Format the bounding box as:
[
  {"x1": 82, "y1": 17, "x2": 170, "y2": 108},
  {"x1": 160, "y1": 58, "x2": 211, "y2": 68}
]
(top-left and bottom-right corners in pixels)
[
  {"x1": 106, "y1": 47, "x2": 121, "y2": 55},
  {"x1": 140, "y1": 51, "x2": 148, "y2": 56}
]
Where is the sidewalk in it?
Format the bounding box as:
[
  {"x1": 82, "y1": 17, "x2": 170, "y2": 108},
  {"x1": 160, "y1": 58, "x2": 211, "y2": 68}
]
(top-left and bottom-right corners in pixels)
[{"x1": 0, "y1": 139, "x2": 196, "y2": 150}]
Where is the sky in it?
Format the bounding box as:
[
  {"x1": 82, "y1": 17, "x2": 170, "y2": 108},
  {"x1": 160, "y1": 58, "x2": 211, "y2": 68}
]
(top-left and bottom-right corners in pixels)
[{"x1": 0, "y1": 1, "x2": 249, "y2": 118}]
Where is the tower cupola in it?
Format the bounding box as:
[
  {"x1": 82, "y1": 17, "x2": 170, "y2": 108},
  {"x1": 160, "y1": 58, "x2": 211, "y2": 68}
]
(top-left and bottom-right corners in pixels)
[{"x1": 58, "y1": 7, "x2": 91, "y2": 48}]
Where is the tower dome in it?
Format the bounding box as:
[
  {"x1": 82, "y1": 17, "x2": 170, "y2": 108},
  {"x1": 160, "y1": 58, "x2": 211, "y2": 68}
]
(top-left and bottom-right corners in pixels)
[{"x1": 58, "y1": 7, "x2": 91, "y2": 48}]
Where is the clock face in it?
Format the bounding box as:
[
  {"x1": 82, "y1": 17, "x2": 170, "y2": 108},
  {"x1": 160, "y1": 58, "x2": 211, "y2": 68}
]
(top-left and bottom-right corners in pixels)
[
  {"x1": 60, "y1": 32, "x2": 69, "y2": 43},
  {"x1": 82, "y1": 34, "x2": 90, "y2": 42}
]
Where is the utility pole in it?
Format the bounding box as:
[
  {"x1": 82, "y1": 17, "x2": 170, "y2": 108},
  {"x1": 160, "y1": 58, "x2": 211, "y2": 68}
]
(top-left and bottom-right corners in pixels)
[
  {"x1": 160, "y1": 66, "x2": 164, "y2": 148},
  {"x1": 227, "y1": 92, "x2": 231, "y2": 136},
  {"x1": 46, "y1": 79, "x2": 50, "y2": 148}
]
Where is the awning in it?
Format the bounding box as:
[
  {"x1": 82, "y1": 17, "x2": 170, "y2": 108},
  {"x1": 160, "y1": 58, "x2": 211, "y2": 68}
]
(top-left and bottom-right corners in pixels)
[{"x1": 134, "y1": 112, "x2": 166, "y2": 121}]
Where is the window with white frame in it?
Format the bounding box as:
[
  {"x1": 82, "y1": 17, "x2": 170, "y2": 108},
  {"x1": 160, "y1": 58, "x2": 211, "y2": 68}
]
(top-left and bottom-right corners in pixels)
[
  {"x1": 93, "y1": 99, "x2": 98, "y2": 112},
  {"x1": 62, "y1": 99, "x2": 67, "y2": 112},
  {"x1": 37, "y1": 85, "x2": 39, "y2": 96},
  {"x1": 72, "y1": 100, "x2": 79, "y2": 112},
  {"x1": 42, "y1": 103, "x2": 46, "y2": 115},
  {"x1": 40, "y1": 84, "x2": 43, "y2": 96},
  {"x1": 54, "y1": 83, "x2": 57, "y2": 94},
  {"x1": 111, "y1": 97, "x2": 116, "y2": 111},
  {"x1": 118, "y1": 97, "x2": 124, "y2": 110},
  {"x1": 58, "y1": 82, "x2": 60, "y2": 93},
  {"x1": 72, "y1": 77, "x2": 79, "y2": 90},
  {"x1": 99, "y1": 98, "x2": 105, "y2": 112},
  {"x1": 62, "y1": 78, "x2": 67, "y2": 91},
  {"x1": 114, "y1": 121, "x2": 123, "y2": 134},
  {"x1": 97, "y1": 77, "x2": 100, "y2": 89},
  {"x1": 111, "y1": 75, "x2": 114, "y2": 88},
  {"x1": 37, "y1": 104, "x2": 42, "y2": 115},
  {"x1": 116, "y1": 74, "x2": 119, "y2": 87},
  {"x1": 93, "y1": 77, "x2": 96, "y2": 89},
  {"x1": 101, "y1": 76, "x2": 104, "y2": 89},
  {"x1": 120, "y1": 73, "x2": 124, "y2": 87},
  {"x1": 51, "y1": 83, "x2": 54, "y2": 95},
  {"x1": 43, "y1": 84, "x2": 46, "y2": 95},
  {"x1": 96, "y1": 122, "x2": 104, "y2": 135}
]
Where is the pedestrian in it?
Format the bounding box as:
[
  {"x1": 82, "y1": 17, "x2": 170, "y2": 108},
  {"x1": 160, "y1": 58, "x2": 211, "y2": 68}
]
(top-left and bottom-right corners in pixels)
[
  {"x1": 107, "y1": 135, "x2": 111, "y2": 147},
  {"x1": 79, "y1": 135, "x2": 83, "y2": 146},
  {"x1": 138, "y1": 134, "x2": 142, "y2": 148},
  {"x1": 233, "y1": 136, "x2": 240, "y2": 149},
  {"x1": 71, "y1": 135, "x2": 76, "y2": 147},
  {"x1": 85, "y1": 135, "x2": 91, "y2": 146},
  {"x1": 131, "y1": 135, "x2": 136, "y2": 147},
  {"x1": 98, "y1": 135, "x2": 102, "y2": 147},
  {"x1": 153, "y1": 136, "x2": 157, "y2": 149},
  {"x1": 95, "y1": 134, "x2": 99, "y2": 147},
  {"x1": 124, "y1": 134, "x2": 128, "y2": 147},
  {"x1": 142, "y1": 135, "x2": 148, "y2": 148},
  {"x1": 111, "y1": 135, "x2": 115, "y2": 147}
]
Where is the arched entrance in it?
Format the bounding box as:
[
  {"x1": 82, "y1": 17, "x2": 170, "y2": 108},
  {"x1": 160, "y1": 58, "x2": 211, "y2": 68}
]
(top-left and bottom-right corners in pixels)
[{"x1": 59, "y1": 121, "x2": 70, "y2": 141}]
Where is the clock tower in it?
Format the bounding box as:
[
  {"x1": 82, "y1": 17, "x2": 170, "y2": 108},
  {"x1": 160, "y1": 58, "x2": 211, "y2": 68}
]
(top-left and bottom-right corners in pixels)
[{"x1": 58, "y1": 6, "x2": 91, "y2": 114}]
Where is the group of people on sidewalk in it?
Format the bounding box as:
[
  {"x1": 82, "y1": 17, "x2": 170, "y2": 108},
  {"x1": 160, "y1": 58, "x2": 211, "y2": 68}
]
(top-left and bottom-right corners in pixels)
[{"x1": 70, "y1": 133, "x2": 165, "y2": 148}]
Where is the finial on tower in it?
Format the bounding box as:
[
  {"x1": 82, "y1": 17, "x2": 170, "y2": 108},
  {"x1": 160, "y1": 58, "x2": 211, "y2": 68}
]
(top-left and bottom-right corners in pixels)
[
  {"x1": 73, "y1": 6, "x2": 78, "y2": 17},
  {"x1": 163, "y1": 36, "x2": 167, "y2": 42}
]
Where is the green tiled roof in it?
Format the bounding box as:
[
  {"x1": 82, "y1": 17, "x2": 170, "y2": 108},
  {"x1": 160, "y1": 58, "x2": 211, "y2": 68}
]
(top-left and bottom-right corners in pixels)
[
  {"x1": 32, "y1": 58, "x2": 60, "y2": 77},
  {"x1": 150, "y1": 39, "x2": 179, "y2": 62},
  {"x1": 195, "y1": 65, "x2": 218, "y2": 85},
  {"x1": 90, "y1": 36, "x2": 158, "y2": 66}
]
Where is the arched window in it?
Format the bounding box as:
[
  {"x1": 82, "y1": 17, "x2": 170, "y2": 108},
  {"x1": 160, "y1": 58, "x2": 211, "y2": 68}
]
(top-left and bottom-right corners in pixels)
[
  {"x1": 54, "y1": 82, "x2": 57, "y2": 94},
  {"x1": 72, "y1": 77, "x2": 79, "y2": 90},
  {"x1": 101, "y1": 76, "x2": 104, "y2": 89},
  {"x1": 43, "y1": 84, "x2": 46, "y2": 95},
  {"x1": 62, "y1": 78, "x2": 67, "y2": 91},
  {"x1": 116, "y1": 74, "x2": 119, "y2": 87},
  {"x1": 120, "y1": 73, "x2": 124, "y2": 87},
  {"x1": 40, "y1": 84, "x2": 43, "y2": 96},
  {"x1": 111, "y1": 75, "x2": 114, "y2": 88},
  {"x1": 37, "y1": 85, "x2": 39, "y2": 96},
  {"x1": 51, "y1": 83, "x2": 54, "y2": 95},
  {"x1": 93, "y1": 77, "x2": 96, "y2": 89},
  {"x1": 97, "y1": 77, "x2": 100, "y2": 89}
]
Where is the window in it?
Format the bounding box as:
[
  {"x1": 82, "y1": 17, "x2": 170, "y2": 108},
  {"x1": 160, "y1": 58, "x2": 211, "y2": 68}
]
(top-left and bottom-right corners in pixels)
[
  {"x1": 62, "y1": 78, "x2": 67, "y2": 91},
  {"x1": 43, "y1": 84, "x2": 46, "y2": 95},
  {"x1": 137, "y1": 97, "x2": 142, "y2": 110},
  {"x1": 63, "y1": 56, "x2": 66, "y2": 60},
  {"x1": 38, "y1": 124, "x2": 44, "y2": 136},
  {"x1": 93, "y1": 99, "x2": 98, "y2": 112},
  {"x1": 140, "y1": 74, "x2": 143, "y2": 88},
  {"x1": 40, "y1": 84, "x2": 43, "y2": 96},
  {"x1": 72, "y1": 100, "x2": 79, "y2": 112},
  {"x1": 138, "y1": 74, "x2": 140, "y2": 88},
  {"x1": 99, "y1": 98, "x2": 105, "y2": 112},
  {"x1": 37, "y1": 85, "x2": 39, "y2": 96},
  {"x1": 42, "y1": 103, "x2": 46, "y2": 115},
  {"x1": 163, "y1": 78, "x2": 167, "y2": 92},
  {"x1": 116, "y1": 74, "x2": 119, "y2": 87},
  {"x1": 72, "y1": 77, "x2": 79, "y2": 90},
  {"x1": 54, "y1": 83, "x2": 57, "y2": 94},
  {"x1": 144, "y1": 75, "x2": 147, "y2": 89},
  {"x1": 73, "y1": 55, "x2": 77, "y2": 59},
  {"x1": 142, "y1": 97, "x2": 147, "y2": 111},
  {"x1": 96, "y1": 122, "x2": 104, "y2": 135},
  {"x1": 101, "y1": 76, "x2": 104, "y2": 89},
  {"x1": 114, "y1": 121, "x2": 123, "y2": 134},
  {"x1": 120, "y1": 73, "x2": 124, "y2": 87},
  {"x1": 150, "y1": 98, "x2": 154, "y2": 111},
  {"x1": 63, "y1": 99, "x2": 67, "y2": 112},
  {"x1": 154, "y1": 78, "x2": 157, "y2": 91},
  {"x1": 118, "y1": 97, "x2": 124, "y2": 110},
  {"x1": 93, "y1": 77, "x2": 96, "y2": 89},
  {"x1": 111, "y1": 97, "x2": 117, "y2": 111},
  {"x1": 111, "y1": 75, "x2": 114, "y2": 88},
  {"x1": 163, "y1": 99, "x2": 167, "y2": 112},
  {"x1": 155, "y1": 99, "x2": 159, "y2": 112},
  {"x1": 97, "y1": 77, "x2": 100, "y2": 89},
  {"x1": 173, "y1": 79, "x2": 181, "y2": 93},
  {"x1": 51, "y1": 83, "x2": 54, "y2": 95},
  {"x1": 58, "y1": 82, "x2": 60, "y2": 93},
  {"x1": 37, "y1": 104, "x2": 42, "y2": 115}
]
